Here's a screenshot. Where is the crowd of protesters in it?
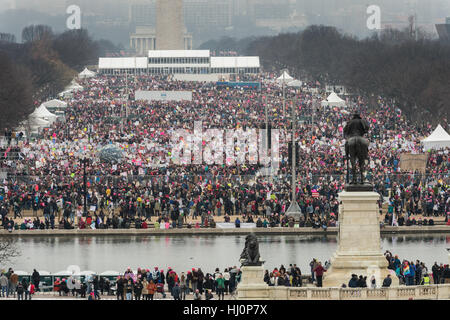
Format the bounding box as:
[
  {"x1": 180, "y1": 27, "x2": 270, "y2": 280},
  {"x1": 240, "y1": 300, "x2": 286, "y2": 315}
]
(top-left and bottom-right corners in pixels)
[
  {"x1": 0, "y1": 268, "x2": 36, "y2": 300},
  {"x1": 3, "y1": 252, "x2": 448, "y2": 300},
  {"x1": 111, "y1": 266, "x2": 241, "y2": 300},
  {"x1": 383, "y1": 250, "x2": 450, "y2": 286},
  {"x1": 0, "y1": 72, "x2": 448, "y2": 232},
  {"x1": 0, "y1": 265, "x2": 242, "y2": 300}
]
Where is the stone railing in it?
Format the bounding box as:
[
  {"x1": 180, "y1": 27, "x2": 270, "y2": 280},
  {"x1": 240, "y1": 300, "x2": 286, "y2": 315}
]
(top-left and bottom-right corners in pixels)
[
  {"x1": 241, "y1": 284, "x2": 450, "y2": 300},
  {"x1": 285, "y1": 284, "x2": 449, "y2": 300}
]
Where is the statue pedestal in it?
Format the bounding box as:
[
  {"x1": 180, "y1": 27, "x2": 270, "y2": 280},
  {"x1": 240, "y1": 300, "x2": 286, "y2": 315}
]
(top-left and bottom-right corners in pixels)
[
  {"x1": 237, "y1": 266, "x2": 270, "y2": 300},
  {"x1": 323, "y1": 191, "x2": 398, "y2": 287}
]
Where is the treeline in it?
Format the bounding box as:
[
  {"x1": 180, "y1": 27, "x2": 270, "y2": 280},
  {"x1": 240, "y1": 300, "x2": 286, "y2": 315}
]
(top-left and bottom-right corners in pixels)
[
  {"x1": 0, "y1": 25, "x2": 119, "y2": 131},
  {"x1": 245, "y1": 25, "x2": 450, "y2": 124},
  {"x1": 198, "y1": 36, "x2": 259, "y2": 53}
]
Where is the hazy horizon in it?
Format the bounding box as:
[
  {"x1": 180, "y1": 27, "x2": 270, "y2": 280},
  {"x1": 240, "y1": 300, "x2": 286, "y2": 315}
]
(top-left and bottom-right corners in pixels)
[{"x1": 0, "y1": 0, "x2": 449, "y2": 47}]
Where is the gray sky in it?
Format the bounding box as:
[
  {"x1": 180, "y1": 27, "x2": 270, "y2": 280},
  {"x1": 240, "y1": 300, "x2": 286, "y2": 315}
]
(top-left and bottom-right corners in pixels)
[{"x1": 0, "y1": 0, "x2": 449, "y2": 46}]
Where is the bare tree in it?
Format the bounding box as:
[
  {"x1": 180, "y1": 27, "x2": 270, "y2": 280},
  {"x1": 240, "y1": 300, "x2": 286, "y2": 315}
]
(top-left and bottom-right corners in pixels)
[
  {"x1": 0, "y1": 238, "x2": 20, "y2": 268},
  {"x1": 0, "y1": 52, "x2": 34, "y2": 132},
  {"x1": 21, "y1": 25, "x2": 53, "y2": 43},
  {"x1": 0, "y1": 33, "x2": 16, "y2": 43},
  {"x1": 52, "y1": 28, "x2": 99, "y2": 71},
  {"x1": 246, "y1": 25, "x2": 450, "y2": 124}
]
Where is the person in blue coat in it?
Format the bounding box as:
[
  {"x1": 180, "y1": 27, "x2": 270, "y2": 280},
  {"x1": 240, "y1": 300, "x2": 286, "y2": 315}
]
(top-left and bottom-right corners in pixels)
[{"x1": 234, "y1": 217, "x2": 240, "y2": 228}]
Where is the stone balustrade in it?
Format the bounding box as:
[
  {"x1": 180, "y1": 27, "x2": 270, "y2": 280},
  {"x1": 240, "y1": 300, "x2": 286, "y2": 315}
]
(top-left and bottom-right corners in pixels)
[{"x1": 239, "y1": 284, "x2": 450, "y2": 300}]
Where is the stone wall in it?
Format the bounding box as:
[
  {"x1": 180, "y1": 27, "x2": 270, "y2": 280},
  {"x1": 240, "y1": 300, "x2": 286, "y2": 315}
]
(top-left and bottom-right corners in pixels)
[
  {"x1": 241, "y1": 284, "x2": 450, "y2": 300},
  {"x1": 1, "y1": 226, "x2": 449, "y2": 237}
]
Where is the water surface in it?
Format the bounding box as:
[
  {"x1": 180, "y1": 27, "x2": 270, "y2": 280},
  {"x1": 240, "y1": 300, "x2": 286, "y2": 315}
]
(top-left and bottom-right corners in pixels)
[{"x1": 8, "y1": 234, "x2": 450, "y2": 274}]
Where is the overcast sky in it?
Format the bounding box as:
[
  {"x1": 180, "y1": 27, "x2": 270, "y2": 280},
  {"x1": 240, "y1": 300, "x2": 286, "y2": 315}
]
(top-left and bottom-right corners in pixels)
[{"x1": 0, "y1": 0, "x2": 449, "y2": 46}]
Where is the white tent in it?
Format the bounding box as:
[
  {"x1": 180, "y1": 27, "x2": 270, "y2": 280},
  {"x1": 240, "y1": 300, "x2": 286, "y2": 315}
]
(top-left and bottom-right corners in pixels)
[
  {"x1": 68, "y1": 81, "x2": 84, "y2": 91},
  {"x1": 287, "y1": 79, "x2": 303, "y2": 88},
  {"x1": 28, "y1": 117, "x2": 49, "y2": 126},
  {"x1": 321, "y1": 92, "x2": 346, "y2": 107},
  {"x1": 30, "y1": 104, "x2": 57, "y2": 121},
  {"x1": 28, "y1": 117, "x2": 50, "y2": 133},
  {"x1": 54, "y1": 270, "x2": 77, "y2": 276},
  {"x1": 61, "y1": 80, "x2": 84, "y2": 94},
  {"x1": 28, "y1": 105, "x2": 56, "y2": 131},
  {"x1": 42, "y1": 99, "x2": 68, "y2": 111},
  {"x1": 78, "y1": 67, "x2": 96, "y2": 78},
  {"x1": 100, "y1": 270, "x2": 120, "y2": 276},
  {"x1": 80, "y1": 270, "x2": 96, "y2": 276},
  {"x1": 58, "y1": 90, "x2": 73, "y2": 98},
  {"x1": 421, "y1": 124, "x2": 450, "y2": 150},
  {"x1": 37, "y1": 270, "x2": 51, "y2": 275},
  {"x1": 276, "y1": 70, "x2": 294, "y2": 83}
]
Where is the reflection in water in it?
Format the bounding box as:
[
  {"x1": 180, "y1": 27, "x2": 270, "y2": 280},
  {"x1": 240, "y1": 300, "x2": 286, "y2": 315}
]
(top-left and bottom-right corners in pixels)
[{"x1": 8, "y1": 234, "x2": 450, "y2": 274}]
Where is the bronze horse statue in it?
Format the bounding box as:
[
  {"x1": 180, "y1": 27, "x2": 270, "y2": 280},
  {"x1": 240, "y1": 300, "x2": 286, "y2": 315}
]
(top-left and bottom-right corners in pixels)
[{"x1": 344, "y1": 113, "x2": 370, "y2": 185}]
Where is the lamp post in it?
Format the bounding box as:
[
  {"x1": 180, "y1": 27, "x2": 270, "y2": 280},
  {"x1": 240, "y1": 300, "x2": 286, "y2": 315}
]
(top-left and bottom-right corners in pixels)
[
  {"x1": 80, "y1": 157, "x2": 89, "y2": 217},
  {"x1": 121, "y1": 69, "x2": 129, "y2": 133},
  {"x1": 311, "y1": 97, "x2": 317, "y2": 137},
  {"x1": 281, "y1": 69, "x2": 287, "y2": 117},
  {"x1": 264, "y1": 95, "x2": 272, "y2": 184},
  {"x1": 285, "y1": 98, "x2": 302, "y2": 222},
  {"x1": 88, "y1": 124, "x2": 93, "y2": 144},
  {"x1": 125, "y1": 69, "x2": 129, "y2": 119}
]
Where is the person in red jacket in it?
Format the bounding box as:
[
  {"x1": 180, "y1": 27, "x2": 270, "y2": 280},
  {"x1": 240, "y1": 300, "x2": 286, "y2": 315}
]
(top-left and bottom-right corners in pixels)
[
  {"x1": 313, "y1": 261, "x2": 327, "y2": 287},
  {"x1": 28, "y1": 282, "x2": 35, "y2": 300}
]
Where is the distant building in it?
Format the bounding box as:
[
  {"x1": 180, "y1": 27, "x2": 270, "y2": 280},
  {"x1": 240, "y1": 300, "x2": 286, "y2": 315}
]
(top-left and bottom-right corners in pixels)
[
  {"x1": 129, "y1": 0, "x2": 156, "y2": 26},
  {"x1": 184, "y1": 0, "x2": 232, "y2": 30},
  {"x1": 435, "y1": 17, "x2": 450, "y2": 42},
  {"x1": 98, "y1": 50, "x2": 260, "y2": 75},
  {"x1": 130, "y1": 26, "x2": 193, "y2": 55}
]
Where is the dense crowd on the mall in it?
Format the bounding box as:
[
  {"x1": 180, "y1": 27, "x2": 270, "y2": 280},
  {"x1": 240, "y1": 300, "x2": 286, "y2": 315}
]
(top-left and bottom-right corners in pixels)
[{"x1": 0, "y1": 72, "x2": 449, "y2": 232}]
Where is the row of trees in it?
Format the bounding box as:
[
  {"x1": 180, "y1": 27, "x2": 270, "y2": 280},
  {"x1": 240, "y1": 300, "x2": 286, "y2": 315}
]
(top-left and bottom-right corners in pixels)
[
  {"x1": 245, "y1": 25, "x2": 450, "y2": 123},
  {"x1": 0, "y1": 25, "x2": 119, "y2": 132}
]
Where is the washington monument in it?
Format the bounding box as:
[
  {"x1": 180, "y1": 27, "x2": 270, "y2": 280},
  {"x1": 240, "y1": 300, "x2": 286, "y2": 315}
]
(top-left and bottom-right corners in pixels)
[{"x1": 156, "y1": 0, "x2": 184, "y2": 50}]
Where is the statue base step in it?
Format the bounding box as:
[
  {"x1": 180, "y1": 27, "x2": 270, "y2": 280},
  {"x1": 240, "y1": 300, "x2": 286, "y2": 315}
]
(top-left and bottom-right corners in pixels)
[
  {"x1": 237, "y1": 265, "x2": 270, "y2": 300},
  {"x1": 345, "y1": 183, "x2": 374, "y2": 192},
  {"x1": 323, "y1": 264, "x2": 398, "y2": 288}
]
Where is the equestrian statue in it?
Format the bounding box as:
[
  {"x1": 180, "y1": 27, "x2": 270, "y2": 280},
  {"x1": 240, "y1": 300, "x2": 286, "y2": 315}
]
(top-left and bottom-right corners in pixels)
[{"x1": 343, "y1": 113, "x2": 370, "y2": 186}]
